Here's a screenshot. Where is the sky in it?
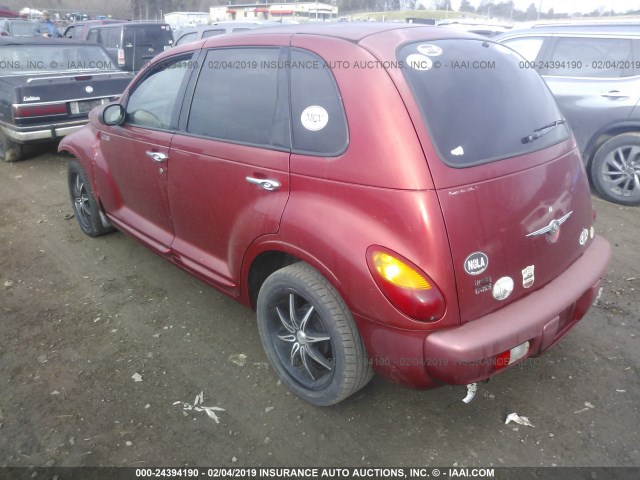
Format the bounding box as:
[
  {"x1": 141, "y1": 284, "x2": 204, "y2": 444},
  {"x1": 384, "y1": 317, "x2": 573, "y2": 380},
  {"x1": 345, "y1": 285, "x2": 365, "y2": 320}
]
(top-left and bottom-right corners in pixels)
[{"x1": 449, "y1": 0, "x2": 639, "y2": 14}]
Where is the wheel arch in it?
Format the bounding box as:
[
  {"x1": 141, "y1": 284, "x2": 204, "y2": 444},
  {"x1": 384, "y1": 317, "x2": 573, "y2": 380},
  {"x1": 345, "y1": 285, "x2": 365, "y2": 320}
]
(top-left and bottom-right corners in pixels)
[
  {"x1": 243, "y1": 242, "x2": 341, "y2": 311},
  {"x1": 583, "y1": 121, "x2": 640, "y2": 169}
]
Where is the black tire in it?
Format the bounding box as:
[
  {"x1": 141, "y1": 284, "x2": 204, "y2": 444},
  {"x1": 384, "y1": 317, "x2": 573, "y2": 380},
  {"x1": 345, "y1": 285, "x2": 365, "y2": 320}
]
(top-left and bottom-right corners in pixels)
[
  {"x1": 0, "y1": 130, "x2": 23, "y2": 162},
  {"x1": 68, "y1": 159, "x2": 114, "y2": 237},
  {"x1": 591, "y1": 133, "x2": 640, "y2": 206},
  {"x1": 257, "y1": 263, "x2": 372, "y2": 406}
]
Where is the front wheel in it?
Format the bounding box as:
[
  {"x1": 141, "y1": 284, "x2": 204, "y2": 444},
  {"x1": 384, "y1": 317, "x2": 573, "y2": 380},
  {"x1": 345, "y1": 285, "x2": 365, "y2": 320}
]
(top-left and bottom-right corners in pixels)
[
  {"x1": 68, "y1": 159, "x2": 114, "y2": 237},
  {"x1": 257, "y1": 263, "x2": 372, "y2": 406},
  {"x1": 591, "y1": 133, "x2": 640, "y2": 206}
]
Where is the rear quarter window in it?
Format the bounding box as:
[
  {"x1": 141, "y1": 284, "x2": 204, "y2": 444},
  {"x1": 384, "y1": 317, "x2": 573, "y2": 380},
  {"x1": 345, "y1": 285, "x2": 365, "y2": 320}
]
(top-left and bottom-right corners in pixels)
[
  {"x1": 545, "y1": 36, "x2": 634, "y2": 78},
  {"x1": 399, "y1": 39, "x2": 569, "y2": 167},
  {"x1": 290, "y1": 49, "x2": 348, "y2": 156}
]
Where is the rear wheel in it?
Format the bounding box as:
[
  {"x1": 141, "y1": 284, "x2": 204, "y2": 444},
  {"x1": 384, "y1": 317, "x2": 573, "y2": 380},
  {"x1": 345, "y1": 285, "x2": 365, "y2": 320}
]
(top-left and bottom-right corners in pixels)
[
  {"x1": 591, "y1": 133, "x2": 640, "y2": 206},
  {"x1": 257, "y1": 263, "x2": 372, "y2": 406},
  {"x1": 68, "y1": 159, "x2": 114, "y2": 237},
  {"x1": 0, "y1": 130, "x2": 23, "y2": 162}
]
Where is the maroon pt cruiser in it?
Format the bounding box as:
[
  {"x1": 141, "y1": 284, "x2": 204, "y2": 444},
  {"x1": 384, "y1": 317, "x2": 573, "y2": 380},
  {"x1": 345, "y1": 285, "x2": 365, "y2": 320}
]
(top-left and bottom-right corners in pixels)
[{"x1": 59, "y1": 24, "x2": 612, "y2": 406}]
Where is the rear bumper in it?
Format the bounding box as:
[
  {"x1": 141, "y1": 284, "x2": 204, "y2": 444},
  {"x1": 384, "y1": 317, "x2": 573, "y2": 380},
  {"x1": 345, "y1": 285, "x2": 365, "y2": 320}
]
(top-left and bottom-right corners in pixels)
[
  {"x1": 1, "y1": 122, "x2": 85, "y2": 142},
  {"x1": 354, "y1": 235, "x2": 611, "y2": 388},
  {"x1": 423, "y1": 235, "x2": 611, "y2": 385}
]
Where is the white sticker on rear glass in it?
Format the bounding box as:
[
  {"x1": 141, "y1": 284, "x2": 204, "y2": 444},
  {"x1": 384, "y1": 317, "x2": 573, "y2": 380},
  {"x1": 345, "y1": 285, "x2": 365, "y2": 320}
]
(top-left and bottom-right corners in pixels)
[
  {"x1": 300, "y1": 106, "x2": 329, "y2": 132},
  {"x1": 417, "y1": 44, "x2": 443, "y2": 57},
  {"x1": 451, "y1": 146, "x2": 465, "y2": 156},
  {"x1": 406, "y1": 54, "x2": 433, "y2": 71}
]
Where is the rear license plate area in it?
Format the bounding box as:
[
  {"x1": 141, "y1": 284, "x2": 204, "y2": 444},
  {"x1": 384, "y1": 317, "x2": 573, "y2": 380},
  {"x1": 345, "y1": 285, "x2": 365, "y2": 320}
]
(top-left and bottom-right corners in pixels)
[{"x1": 70, "y1": 98, "x2": 108, "y2": 115}]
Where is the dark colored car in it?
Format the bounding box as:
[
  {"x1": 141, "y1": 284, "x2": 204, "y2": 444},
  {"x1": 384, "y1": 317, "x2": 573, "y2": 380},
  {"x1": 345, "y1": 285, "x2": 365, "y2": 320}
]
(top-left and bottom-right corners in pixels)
[
  {"x1": 59, "y1": 24, "x2": 611, "y2": 406},
  {"x1": 0, "y1": 36, "x2": 132, "y2": 162},
  {"x1": 86, "y1": 23, "x2": 174, "y2": 72},
  {"x1": 62, "y1": 19, "x2": 127, "y2": 41},
  {"x1": 0, "y1": 19, "x2": 39, "y2": 37},
  {"x1": 496, "y1": 22, "x2": 640, "y2": 205},
  {"x1": 174, "y1": 22, "x2": 266, "y2": 46}
]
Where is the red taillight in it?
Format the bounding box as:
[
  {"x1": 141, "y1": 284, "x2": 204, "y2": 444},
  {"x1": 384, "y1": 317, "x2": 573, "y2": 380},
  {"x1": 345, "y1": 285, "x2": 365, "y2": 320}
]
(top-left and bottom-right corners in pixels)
[
  {"x1": 366, "y1": 246, "x2": 445, "y2": 322},
  {"x1": 117, "y1": 48, "x2": 125, "y2": 66},
  {"x1": 14, "y1": 103, "x2": 67, "y2": 118},
  {"x1": 494, "y1": 351, "x2": 511, "y2": 370}
]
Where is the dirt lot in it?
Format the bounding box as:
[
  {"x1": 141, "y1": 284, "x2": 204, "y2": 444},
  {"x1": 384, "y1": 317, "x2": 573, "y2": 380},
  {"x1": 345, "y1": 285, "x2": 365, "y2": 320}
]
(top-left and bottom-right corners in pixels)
[{"x1": 0, "y1": 150, "x2": 638, "y2": 469}]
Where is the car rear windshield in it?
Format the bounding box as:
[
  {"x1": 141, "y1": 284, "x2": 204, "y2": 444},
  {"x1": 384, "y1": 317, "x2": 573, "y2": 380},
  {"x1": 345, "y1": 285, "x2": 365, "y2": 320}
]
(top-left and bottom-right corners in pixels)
[
  {"x1": 398, "y1": 39, "x2": 569, "y2": 167},
  {"x1": 0, "y1": 45, "x2": 117, "y2": 75},
  {"x1": 8, "y1": 20, "x2": 38, "y2": 36},
  {"x1": 124, "y1": 25, "x2": 173, "y2": 48}
]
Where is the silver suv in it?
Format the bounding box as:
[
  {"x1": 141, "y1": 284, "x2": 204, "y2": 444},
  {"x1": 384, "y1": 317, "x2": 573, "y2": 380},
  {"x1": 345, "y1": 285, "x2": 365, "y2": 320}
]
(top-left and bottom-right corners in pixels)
[{"x1": 497, "y1": 23, "x2": 640, "y2": 206}]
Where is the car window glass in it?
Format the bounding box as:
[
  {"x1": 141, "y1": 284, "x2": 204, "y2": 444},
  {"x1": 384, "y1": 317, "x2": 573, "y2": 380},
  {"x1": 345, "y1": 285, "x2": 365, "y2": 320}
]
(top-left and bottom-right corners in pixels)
[
  {"x1": 290, "y1": 49, "x2": 348, "y2": 156},
  {"x1": 124, "y1": 25, "x2": 174, "y2": 48},
  {"x1": 186, "y1": 48, "x2": 288, "y2": 148},
  {"x1": 502, "y1": 37, "x2": 544, "y2": 62},
  {"x1": 400, "y1": 39, "x2": 569, "y2": 167},
  {"x1": 126, "y1": 56, "x2": 193, "y2": 130},
  {"x1": 202, "y1": 29, "x2": 225, "y2": 38},
  {"x1": 87, "y1": 29, "x2": 98, "y2": 42},
  {"x1": 176, "y1": 32, "x2": 197, "y2": 45},
  {"x1": 547, "y1": 37, "x2": 633, "y2": 78},
  {"x1": 106, "y1": 28, "x2": 120, "y2": 48}
]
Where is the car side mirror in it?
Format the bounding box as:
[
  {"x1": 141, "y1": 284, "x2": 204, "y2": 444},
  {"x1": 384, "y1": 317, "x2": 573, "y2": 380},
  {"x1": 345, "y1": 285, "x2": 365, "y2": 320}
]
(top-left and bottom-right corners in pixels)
[{"x1": 101, "y1": 104, "x2": 125, "y2": 126}]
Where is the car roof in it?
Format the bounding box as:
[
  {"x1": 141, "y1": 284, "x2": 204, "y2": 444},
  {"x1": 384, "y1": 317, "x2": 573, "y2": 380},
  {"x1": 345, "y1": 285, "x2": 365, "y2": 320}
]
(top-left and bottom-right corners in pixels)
[
  {"x1": 497, "y1": 21, "x2": 640, "y2": 38},
  {"x1": 0, "y1": 36, "x2": 88, "y2": 46},
  {"x1": 220, "y1": 22, "x2": 466, "y2": 42},
  {"x1": 87, "y1": 22, "x2": 170, "y2": 30}
]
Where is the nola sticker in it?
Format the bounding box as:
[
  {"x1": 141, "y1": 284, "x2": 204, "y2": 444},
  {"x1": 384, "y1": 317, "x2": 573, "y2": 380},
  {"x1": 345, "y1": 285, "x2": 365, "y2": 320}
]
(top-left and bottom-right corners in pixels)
[
  {"x1": 464, "y1": 252, "x2": 489, "y2": 276},
  {"x1": 301, "y1": 106, "x2": 329, "y2": 132}
]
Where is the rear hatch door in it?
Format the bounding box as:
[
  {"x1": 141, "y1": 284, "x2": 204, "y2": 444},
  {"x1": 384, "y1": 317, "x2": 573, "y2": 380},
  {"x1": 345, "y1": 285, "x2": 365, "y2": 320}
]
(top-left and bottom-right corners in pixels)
[{"x1": 397, "y1": 38, "x2": 597, "y2": 323}]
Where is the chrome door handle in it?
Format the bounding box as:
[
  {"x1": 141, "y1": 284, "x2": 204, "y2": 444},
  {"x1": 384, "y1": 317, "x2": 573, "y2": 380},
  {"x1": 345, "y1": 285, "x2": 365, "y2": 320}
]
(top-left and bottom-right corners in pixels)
[
  {"x1": 146, "y1": 151, "x2": 168, "y2": 162},
  {"x1": 601, "y1": 90, "x2": 630, "y2": 99},
  {"x1": 245, "y1": 177, "x2": 281, "y2": 191}
]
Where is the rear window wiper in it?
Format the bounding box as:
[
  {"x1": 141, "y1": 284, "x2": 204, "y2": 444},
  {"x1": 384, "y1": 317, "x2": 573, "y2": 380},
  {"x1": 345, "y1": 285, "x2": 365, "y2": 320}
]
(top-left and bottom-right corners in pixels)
[{"x1": 521, "y1": 119, "x2": 567, "y2": 144}]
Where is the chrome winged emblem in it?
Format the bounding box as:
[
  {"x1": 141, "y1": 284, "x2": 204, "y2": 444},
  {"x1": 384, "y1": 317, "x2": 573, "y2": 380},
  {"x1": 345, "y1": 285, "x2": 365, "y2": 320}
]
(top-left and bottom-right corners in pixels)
[{"x1": 526, "y1": 211, "x2": 573, "y2": 237}]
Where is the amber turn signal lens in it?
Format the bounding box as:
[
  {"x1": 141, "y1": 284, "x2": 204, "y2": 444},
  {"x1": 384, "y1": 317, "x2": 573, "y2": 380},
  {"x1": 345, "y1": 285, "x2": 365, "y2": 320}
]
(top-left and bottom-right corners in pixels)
[
  {"x1": 372, "y1": 252, "x2": 432, "y2": 290},
  {"x1": 367, "y1": 247, "x2": 446, "y2": 322}
]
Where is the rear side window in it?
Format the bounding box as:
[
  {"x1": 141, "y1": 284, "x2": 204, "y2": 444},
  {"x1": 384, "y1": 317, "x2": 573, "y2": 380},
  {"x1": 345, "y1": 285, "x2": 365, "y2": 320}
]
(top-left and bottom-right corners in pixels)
[
  {"x1": 124, "y1": 25, "x2": 173, "y2": 48},
  {"x1": 399, "y1": 39, "x2": 569, "y2": 167},
  {"x1": 176, "y1": 32, "x2": 197, "y2": 45},
  {"x1": 105, "y1": 28, "x2": 120, "y2": 48},
  {"x1": 290, "y1": 49, "x2": 348, "y2": 156},
  {"x1": 187, "y1": 48, "x2": 289, "y2": 149},
  {"x1": 202, "y1": 29, "x2": 225, "y2": 38},
  {"x1": 546, "y1": 37, "x2": 634, "y2": 78},
  {"x1": 501, "y1": 37, "x2": 545, "y2": 62}
]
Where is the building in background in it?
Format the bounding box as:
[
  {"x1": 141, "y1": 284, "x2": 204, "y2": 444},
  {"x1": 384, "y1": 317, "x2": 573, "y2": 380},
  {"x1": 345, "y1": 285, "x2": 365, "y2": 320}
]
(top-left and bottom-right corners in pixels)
[
  {"x1": 210, "y1": 2, "x2": 337, "y2": 22},
  {"x1": 165, "y1": 11, "x2": 210, "y2": 28}
]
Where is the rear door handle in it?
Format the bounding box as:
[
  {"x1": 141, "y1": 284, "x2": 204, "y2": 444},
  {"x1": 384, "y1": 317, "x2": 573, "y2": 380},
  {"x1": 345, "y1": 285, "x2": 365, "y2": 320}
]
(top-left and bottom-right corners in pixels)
[
  {"x1": 601, "y1": 90, "x2": 630, "y2": 99},
  {"x1": 146, "y1": 151, "x2": 168, "y2": 162},
  {"x1": 245, "y1": 177, "x2": 281, "y2": 191}
]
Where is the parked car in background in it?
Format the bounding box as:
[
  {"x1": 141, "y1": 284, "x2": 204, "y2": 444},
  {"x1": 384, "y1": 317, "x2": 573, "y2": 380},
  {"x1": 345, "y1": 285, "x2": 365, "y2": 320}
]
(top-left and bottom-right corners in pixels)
[
  {"x1": 86, "y1": 22, "x2": 174, "y2": 72},
  {"x1": 437, "y1": 19, "x2": 510, "y2": 37},
  {"x1": 0, "y1": 18, "x2": 39, "y2": 37},
  {"x1": 59, "y1": 24, "x2": 610, "y2": 406},
  {"x1": 497, "y1": 22, "x2": 640, "y2": 205},
  {"x1": 62, "y1": 19, "x2": 126, "y2": 41},
  {"x1": 174, "y1": 21, "x2": 274, "y2": 46},
  {"x1": 0, "y1": 36, "x2": 132, "y2": 162}
]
